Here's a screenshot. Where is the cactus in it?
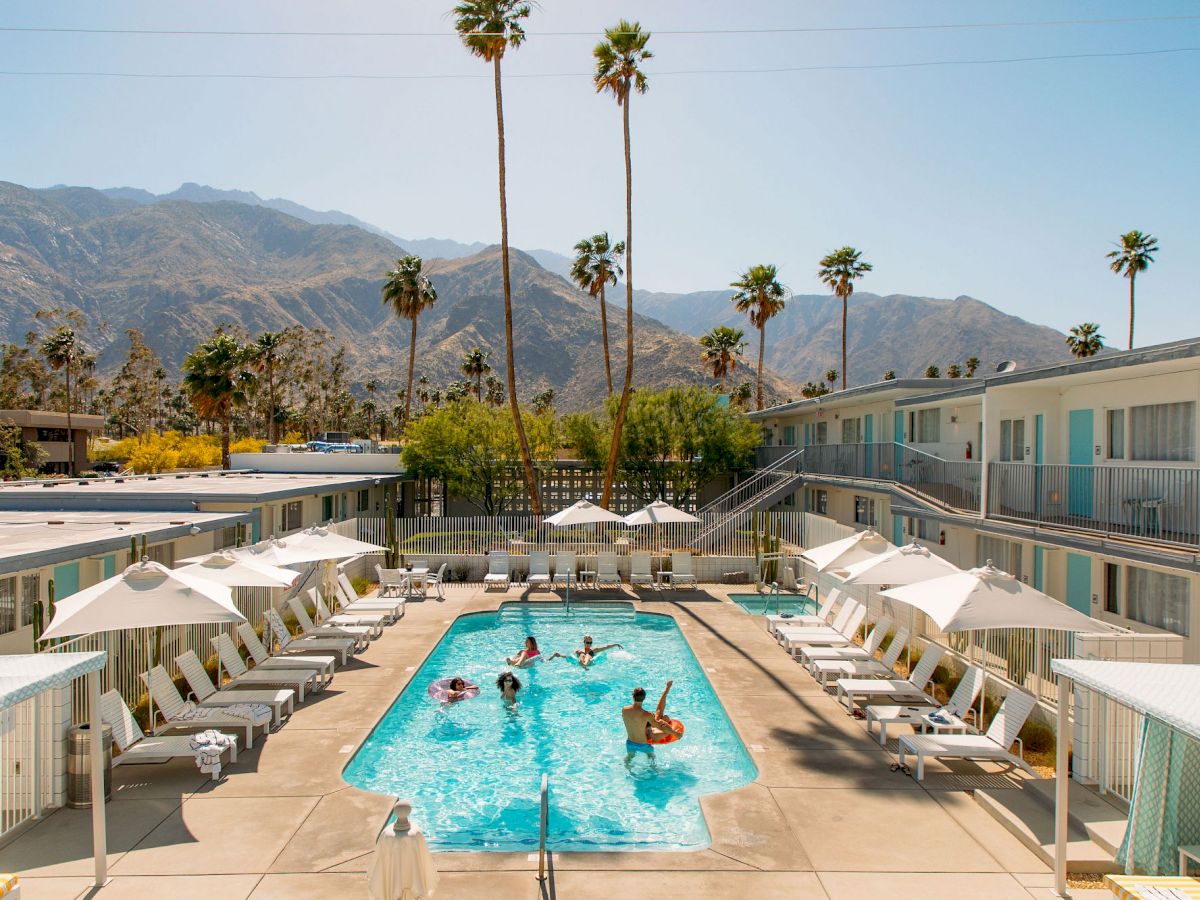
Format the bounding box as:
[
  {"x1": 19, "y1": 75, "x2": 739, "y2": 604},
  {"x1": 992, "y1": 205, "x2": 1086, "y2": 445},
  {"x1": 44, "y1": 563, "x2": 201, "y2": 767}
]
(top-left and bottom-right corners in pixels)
[
  {"x1": 130, "y1": 535, "x2": 138, "y2": 565},
  {"x1": 140, "y1": 534, "x2": 148, "y2": 560},
  {"x1": 32, "y1": 599, "x2": 44, "y2": 651},
  {"x1": 384, "y1": 485, "x2": 399, "y2": 568}
]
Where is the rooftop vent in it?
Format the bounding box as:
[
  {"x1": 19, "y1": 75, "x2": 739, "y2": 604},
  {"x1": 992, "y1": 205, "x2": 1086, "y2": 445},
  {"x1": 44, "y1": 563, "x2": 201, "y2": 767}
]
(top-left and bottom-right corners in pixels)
[
  {"x1": 46, "y1": 520, "x2": 64, "y2": 525},
  {"x1": 996, "y1": 360, "x2": 1018, "y2": 374}
]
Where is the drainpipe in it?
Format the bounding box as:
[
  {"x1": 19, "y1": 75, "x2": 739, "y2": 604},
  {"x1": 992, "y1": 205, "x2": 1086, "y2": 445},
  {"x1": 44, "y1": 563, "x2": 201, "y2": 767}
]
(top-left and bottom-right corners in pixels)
[{"x1": 979, "y1": 389, "x2": 990, "y2": 520}]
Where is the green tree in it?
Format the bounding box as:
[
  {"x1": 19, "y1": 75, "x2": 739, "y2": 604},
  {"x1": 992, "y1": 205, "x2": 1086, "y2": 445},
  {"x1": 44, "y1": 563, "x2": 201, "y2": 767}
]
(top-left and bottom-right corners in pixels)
[
  {"x1": 36, "y1": 309, "x2": 90, "y2": 475},
  {"x1": 182, "y1": 334, "x2": 255, "y2": 469},
  {"x1": 454, "y1": 0, "x2": 542, "y2": 515},
  {"x1": 531, "y1": 387, "x2": 555, "y2": 416},
  {"x1": 801, "y1": 381, "x2": 831, "y2": 399},
  {"x1": 946, "y1": 363, "x2": 963, "y2": 378},
  {"x1": 823, "y1": 368, "x2": 839, "y2": 386},
  {"x1": 817, "y1": 247, "x2": 873, "y2": 390},
  {"x1": 924, "y1": 365, "x2": 941, "y2": 378},
  {"x1": 698, "y1": 325, "x2": 746, "y2": 392},
  {"x1": 571, "y1": 232, "x2": 625, "y2": 396},
  {"x1": 1066, "y1": 322, "x2": 1104, "y2": 358},
  {"x1": 964, "y1": 356, "x2": 980, "y2": 377},
  {"x1": 382, "y1": 255, "x2": 438, "y2": 427},
  {"x1": 731, "y1": 264, "x2": 788, "y2": 411},
  {"x1": 0, "y1": 420, "x2": 48, "y2": 478},
  {"x1": 110, "y1": 329, "x2": 164, "y2": 439},
  {"x1": 729, "y1": 381, "x2": 752, "y2": 410},
  {"x1": 461, "y1": 347, "x2": 492, "y2": 400},
  {"x1": 594, "y1": 18, "x2": 652, "y2": 510},
  {"x1": 564, "y1": 386, "x2": 760, "y2": 506},
  {"x1": 882, "y1": 370, "x2": 896, "y2": 381},
  {"x1": 485, "y1": 376, "x2": 507, "y2": 408},
  {"x1": 1106, "y1": 230, "x2": 1158, "y2": 350},
  {"x1": 252, "y1": 330, "x2": 289, "y2": 443}
]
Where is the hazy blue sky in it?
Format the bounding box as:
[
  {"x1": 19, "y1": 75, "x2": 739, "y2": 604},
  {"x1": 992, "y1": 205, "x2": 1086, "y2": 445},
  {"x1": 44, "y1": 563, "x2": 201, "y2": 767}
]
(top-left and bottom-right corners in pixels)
[{"x1": 1, "y1": 1, "x2": 1197, "y2": 345}]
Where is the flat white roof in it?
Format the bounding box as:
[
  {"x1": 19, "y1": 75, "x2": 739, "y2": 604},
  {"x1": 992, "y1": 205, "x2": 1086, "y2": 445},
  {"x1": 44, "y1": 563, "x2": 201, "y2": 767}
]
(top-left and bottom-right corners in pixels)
[
  {"x1": 0, "y1": 651, "x2": 107, "y2": 711},
  {"x1": 1051, "y1": 659, "x2": 1200, "y2": 743},
  {"x1": 0, "y1": 510, "x2": 253, "y2": 573}
]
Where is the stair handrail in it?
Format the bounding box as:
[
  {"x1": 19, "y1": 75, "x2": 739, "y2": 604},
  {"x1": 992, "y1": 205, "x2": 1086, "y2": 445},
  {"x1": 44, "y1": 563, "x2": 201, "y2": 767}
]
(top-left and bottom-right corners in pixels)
[{"x1": 699, "y1": 448, "x2": 803, "y2": 520}]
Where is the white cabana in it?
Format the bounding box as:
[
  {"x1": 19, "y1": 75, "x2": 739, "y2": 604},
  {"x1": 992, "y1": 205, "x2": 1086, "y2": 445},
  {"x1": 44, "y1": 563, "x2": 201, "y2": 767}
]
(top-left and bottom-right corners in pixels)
[
  {"x1": 173, "y1": 551, "x2": 299, "y2": 588},
  {"x1": 622, "y1": 501, "x2": 701, "y2": 526},
  {"x1": 1050, "y1": 660, "x2": 1200, "y2": 895},
  {"x1": 544, "y1": 500, "x2": 626, "y2": 527},
  {"x1": 801, "y1": 528, "x2": 895, "y2": 574},
  {"x1": 0, "y1": 651, "x2": 109, "y2": 886}
]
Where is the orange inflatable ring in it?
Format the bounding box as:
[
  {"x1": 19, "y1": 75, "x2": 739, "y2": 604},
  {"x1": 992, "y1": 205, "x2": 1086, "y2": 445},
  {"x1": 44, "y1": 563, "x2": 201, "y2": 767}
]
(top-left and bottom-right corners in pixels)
[{"x1": 647, "y1": 719, "x2": 685, "y2": 745}]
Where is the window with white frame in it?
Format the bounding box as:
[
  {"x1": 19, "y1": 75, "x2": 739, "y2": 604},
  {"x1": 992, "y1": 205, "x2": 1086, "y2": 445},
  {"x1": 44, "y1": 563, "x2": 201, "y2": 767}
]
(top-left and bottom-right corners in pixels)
[
  {"x1": 999, "y1": 418, "x2": 1026, "y2": 462},
  {"x1": 145, "y1": 542, "x2": 175, "y2": 568},
  {"x1": 1106, "y1": 410, "x2": 1125, "y2": 460},
  {"x1": 20, "y1": 573, "x2": 38, "y2": 626},
  {"x1": 977, "y1": 534, "x2": 1022, "y2": 578},
  {"x1": 909, "y1": 409, "x2": 940, "y2": 443},
  {"x1": 357, "y1": 489, "x2": 370, "y2": 512},
  {"x1": 807, "y1": 489, "x2": 828, "y2": 514},
  {"x1": 1129, "y1": 402, "x2": 1196, "y2": 462},
  {"x1": 854, "y1": 495, "x2": 876, "y2": 526},
  {"x1": 841, "y1": 417, "x2": 863, "y2": 444},
  {"x1": 907, "y1": 517, "x2": 937, "y2": 541},
  {"x1": 1104, "y1": 563, "x2": 1121, "y2": 614},
  {"x1": 1125, "y1": 566, "x2": 1190, "y2": 636},
  {"x1": 0, "y1": 577, "x2": 16, "y2": 635},
  {"x1": 814, "y1": 421, "x2": 828, "y2": 445},
  {"x1": 282, "y1": 500, "x2": 303, "y2": 532}
]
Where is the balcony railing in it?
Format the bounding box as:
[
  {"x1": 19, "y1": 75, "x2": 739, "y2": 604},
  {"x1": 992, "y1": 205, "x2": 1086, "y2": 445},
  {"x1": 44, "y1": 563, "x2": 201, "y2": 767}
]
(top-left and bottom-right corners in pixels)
[{"x1": 988, "y1": 461, "x2": 1200, "y2": 548}]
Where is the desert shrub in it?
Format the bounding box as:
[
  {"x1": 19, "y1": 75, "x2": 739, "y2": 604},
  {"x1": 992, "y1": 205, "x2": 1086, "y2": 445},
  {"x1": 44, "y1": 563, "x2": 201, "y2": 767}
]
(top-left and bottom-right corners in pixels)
[
  {"x1": 1019, "y1": 720, "x2": 1056, "y2": 754},
  {"x1": 229, "y1": 437, "x2": 266, "y2": 454},
  {"x1": 351, "y1": 577, "x2": 374, "y2": 597}
]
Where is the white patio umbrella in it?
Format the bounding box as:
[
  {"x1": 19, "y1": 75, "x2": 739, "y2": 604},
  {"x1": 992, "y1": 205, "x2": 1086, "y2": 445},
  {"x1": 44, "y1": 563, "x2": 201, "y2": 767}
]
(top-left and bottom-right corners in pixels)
[
  {"x1": 41, "y1": 559, "x2": 246, "y2": 728},
  {"x1": 174, "y1": 551, "x2": 299, "y2": 588},
  {"x1": 544, "y1": 500, "x2": 626, "y2": 527},
  {"x1": 227, "y1": 525, "x2": 389, "y2": 567},
  {"x1": 801, "y1": 528, "x2": 895, "y2": 573},
  {"x1": 622, "y1": 501, "x2": 701, "y2": 526}
]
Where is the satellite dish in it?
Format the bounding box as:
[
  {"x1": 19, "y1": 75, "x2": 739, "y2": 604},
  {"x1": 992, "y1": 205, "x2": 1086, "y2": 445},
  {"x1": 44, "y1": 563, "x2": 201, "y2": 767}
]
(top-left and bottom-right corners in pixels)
[{"x1": 996, "y1": 360, "x2": 1017, "y2": 374}]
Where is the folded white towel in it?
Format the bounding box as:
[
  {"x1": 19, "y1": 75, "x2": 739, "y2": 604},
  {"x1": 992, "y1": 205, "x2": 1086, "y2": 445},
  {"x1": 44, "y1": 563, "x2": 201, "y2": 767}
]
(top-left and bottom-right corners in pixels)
[
  {"x1": 221, "y1": 703, "x2": 272, "y2": 724},
  {"x1": 188, "y1": 729, "x2": 234, "y2": 776}
]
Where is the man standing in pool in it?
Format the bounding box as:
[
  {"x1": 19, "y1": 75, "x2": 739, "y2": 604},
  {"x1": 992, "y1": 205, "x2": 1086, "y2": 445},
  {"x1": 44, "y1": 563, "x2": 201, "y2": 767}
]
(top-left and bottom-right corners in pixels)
[
  {"x1": 548, "y1": 635, "x2": 623, "y2": 668},
  {"x1": 622, "y1": 681, "x2": 681, "y2": 755}
]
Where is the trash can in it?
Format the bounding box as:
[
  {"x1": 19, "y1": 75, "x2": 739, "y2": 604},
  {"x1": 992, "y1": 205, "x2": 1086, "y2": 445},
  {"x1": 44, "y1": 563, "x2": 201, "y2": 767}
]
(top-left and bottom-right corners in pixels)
[{"x1": 66, "y1": 723, "x2": 112, "y2": 808}]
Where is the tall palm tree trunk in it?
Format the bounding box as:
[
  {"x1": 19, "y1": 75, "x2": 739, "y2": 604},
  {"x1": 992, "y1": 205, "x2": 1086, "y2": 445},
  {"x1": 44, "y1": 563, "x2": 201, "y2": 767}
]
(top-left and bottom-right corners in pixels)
[
  {"x1": 1128, "y1": 272, "x2": 1136, "y2": 350},
  {"x1": 404, "y1": 317, "x2": 418, "y2": 426},
  {"x1": 601, "y1": 98, "x2": 635, "y2": 509},
  {"x1": 221, "y1": 408, "x2": 232, "y2": 470},
  {"x1": 493, "y1": 56, "x2": 542, "y2": 515},
  {"x1": 599, "y1": 281, "x2": 614, "y2": 396},
  {"x1": 840, "y1": 291, "x2": 848, "y2": 390},
  {"x1": 65, "y1": 364, "x2": 75, "y2": 476},
  {"x1": 756, "y1": 321, "x2": 765, "y2": 410},
  {"x1": 267, "y1": 364, "x2": 278, "y2": 444}
]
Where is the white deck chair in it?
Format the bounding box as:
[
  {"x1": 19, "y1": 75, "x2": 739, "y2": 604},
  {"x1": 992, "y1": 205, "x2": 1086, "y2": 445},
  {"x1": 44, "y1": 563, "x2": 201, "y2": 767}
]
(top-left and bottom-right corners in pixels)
[
  {"x1": 484, "y1": 551, "x2": 510, "y2": 590},
  {"x1": 375, "y1": 564, "x2": 405, "y2": 598},
  {"x1": 141, "y1": 666, "x2": 266, "y2": 748},
  {"x1": 766, "y1": 588, "x2": 841, "y2": 636},
  {"x1": 898, "y1": 689, "x2": 1038, "y2": 781},
  {"x1": 775, "y1": 598, "x2": 859, "y2": 645},
  {"x1": 867, "y1": 665, "x2": 985, "y2": 745},
  {"x1": 630, "y1": 552, "x2": 653, "y2": 589},
  {"x1": 264, "y1": 607, "x2": 354, "y2": 663},
  {"x1": 781, "y1": 603, "x2": 867, "y2": 655},
  {"x1": 287, "y1": 596, "x2": 371, "y2": 650},
  {"x1": 310, "y1": 588, "x2": 386, "y2": 635},
  {"x1": 799, "y1": 616, "x2": 893, "y2": 667},
  {"x1": 175, "y1": 650, "x2": 294, "y2": 726},
  {"x1": 238, "y1": 623, "x2": 336, "y2": 686},
  {"x1": 835, "y1": 644, "x2": 946, "y2": 711},
  {"x1": 527, "y1": 551, "x2": 552, "y2": 589},
  {"x1": 668, "y1": 551, "x2": 698, "y2": 589},
  {"x1": 422, "y1": 563, "x2": 448, "y2": 600},
  {"x1": 810, "y1": 626, "x2": 910, "y2": 687},
  {"x1": 595, "y1": 552, "x2": 622, "y2": 589},
  {"x1": 100, "y1": 689, "x2": 235, "y2": 780},
  {"x1": 210, "y1": 632, "x2": 320, "y2": 702},
  {"x1": 553, "y1": 552, "x2": 576, "y2": 588},
  {"x1": 337, "y1": 573, "x2": 404, "y2": 618}
]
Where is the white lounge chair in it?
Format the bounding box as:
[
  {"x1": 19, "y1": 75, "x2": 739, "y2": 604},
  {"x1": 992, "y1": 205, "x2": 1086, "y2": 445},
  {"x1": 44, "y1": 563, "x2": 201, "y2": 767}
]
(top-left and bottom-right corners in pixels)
[
  {"x1": 766, "y1": 589, "x2": 841, "y2": 636},
  {"x1": 264, "y1": 607, "x2": 355, "y2": 664},
  {"x1": 835, "y1": 644, "x2": 946, "y2": 711},
  {"x1": 484, "y1": 551, "x2": 510, "y2": 590},
  {"x1": 175, "y1": 650, "x2": 294, "y2": 727},
  {"x1": 668, "y1": 551, "x2": 698, "y2": 589},
  {"x1": 775, "y1": 598, "x2": 859, "y2": 645},
  {"x1": 866, "y1": 665, "x2": 985, "y2": 745},
  {"x1": 810, "y1": 626, "x2": 910, "y2": 687},
  {"x1": 630, "y1": 552, "x2": 653, "y2": 589},
  {"x1": 100, "y1": 689, "x2": 236, "y2": 780},
  {"x1": 799, "y1": 616, "x2": 893, "y2": 667},
  {"x1": 287, "y1": 596, "x2": 372, "y2": 650},
  {"x1": 310, "y1": 588, "x2": 387, "y2": 635},
  {"x1": 210, "y1": 632, "x2": 321, "y2": 702},
  {"x1": 897, "y1": 689, "x2": 1038, "y2": 781},
  {"x1": 553, "y1": 552, "x2": 576, "y2": 588},
  {"x1": 781, "y1": 604, "x2": 867, "y2": 656},
  {"x1": 375, "y1": 564, "x2": 405, "y2": 598},
  {"x1": 141, "y1": 666, "x2": 267, "y2": 749},
  {"x1": 238, "y1": 623, "x2": 337, "y2": 686},
  {"x1": 595, "y1": 552, "x2": 622, "y2": 589},
  {"x1": 527, "y1": 551, "x2": 552, "y2": 589},
  {"x1": 336, "y1": 573, "x2": 405, "y2": 619}
]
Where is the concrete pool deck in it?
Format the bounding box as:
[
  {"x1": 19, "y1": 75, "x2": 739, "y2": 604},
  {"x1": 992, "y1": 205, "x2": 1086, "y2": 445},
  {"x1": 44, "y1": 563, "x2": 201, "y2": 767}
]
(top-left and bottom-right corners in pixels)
[{"x1": 1, "y1": 585, "x2": 1107, "y2": 899}]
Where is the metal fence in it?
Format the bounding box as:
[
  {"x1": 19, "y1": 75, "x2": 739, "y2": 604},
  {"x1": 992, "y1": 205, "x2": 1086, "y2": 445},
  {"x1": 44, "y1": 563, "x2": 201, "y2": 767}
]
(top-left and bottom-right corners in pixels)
[
  {"x1": 0, "y1": 693, "x2": 54, "y2": 841},
  {"x1": 800, "y1": 443, "x2": 982, "y2": 513},
  {"x1": 988, "y1": 461, "x2": 1200, "y2": 548}
]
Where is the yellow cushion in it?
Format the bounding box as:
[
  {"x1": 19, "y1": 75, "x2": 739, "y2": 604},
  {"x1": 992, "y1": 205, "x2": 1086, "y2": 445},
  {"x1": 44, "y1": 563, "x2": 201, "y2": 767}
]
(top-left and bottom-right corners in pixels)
[{"x1": 0, "y1": 873, "x2": 18, "y2": 896}]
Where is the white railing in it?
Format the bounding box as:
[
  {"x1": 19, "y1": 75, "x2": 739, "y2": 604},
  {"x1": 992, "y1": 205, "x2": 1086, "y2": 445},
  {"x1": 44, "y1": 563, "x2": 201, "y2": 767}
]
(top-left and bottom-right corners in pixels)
[
  {"x1": 538, "y1": 773, "x2": 549, "y2": 882},
  {"x1": 0, "y1": 693, "x2": 53, "y2": 843}
]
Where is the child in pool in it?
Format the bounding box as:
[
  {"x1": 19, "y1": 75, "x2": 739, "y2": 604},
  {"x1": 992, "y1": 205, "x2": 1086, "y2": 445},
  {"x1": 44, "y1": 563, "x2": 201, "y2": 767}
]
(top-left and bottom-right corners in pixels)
[{"x1": 496, "y1": 670, "x2": 522, "y2": 705}]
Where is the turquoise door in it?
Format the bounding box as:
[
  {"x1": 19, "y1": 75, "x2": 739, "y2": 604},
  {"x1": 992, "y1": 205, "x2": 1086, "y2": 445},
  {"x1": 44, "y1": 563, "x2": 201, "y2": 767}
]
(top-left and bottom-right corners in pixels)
[
  {"x1": 52, "y1": 562, "x2": 80, "y2": 600},
  {"x1": 1068, "y1": 409, "x2": 1094, "y2": 518},
  {"x1": 1034, "y1": 414, "x2": 1045, "y2": 517},
  {"x1": 893, "y1": 411, "x2": 905, "y2": 479},
  {"x1": 803, "y1": 423, "x2": 811, "y2": 446},
  {"x1": 783, "y1": 425, "x2": 796, "y2": 446},
  {"x1": 1065, "y1": 553, "x2": 1092, "y2": 614},
  {"x1": 1033, "y1": 545, "x2": 1044, "y2": 591},
  {"x1": 892, "y1": 514, "x2": 904, "y2": 546},
  {"x1": 864, "y1": 415, "x2": 875, "y2": 476},
  {"x1": 101, "y1": 555, "x2": 116, "y2": 579}
]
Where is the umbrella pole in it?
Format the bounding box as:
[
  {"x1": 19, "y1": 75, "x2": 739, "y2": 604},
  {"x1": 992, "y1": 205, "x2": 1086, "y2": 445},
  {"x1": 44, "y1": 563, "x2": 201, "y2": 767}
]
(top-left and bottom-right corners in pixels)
[{"x1": 145, "y1": 631, "x2": 154, "y2": 734}]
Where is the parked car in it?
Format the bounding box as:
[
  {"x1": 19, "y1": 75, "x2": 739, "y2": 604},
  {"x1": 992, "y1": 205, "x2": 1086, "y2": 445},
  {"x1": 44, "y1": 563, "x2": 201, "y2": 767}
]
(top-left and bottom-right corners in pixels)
[{"x1": 91, "y1": 461, "x2": 121, "y2": 474}]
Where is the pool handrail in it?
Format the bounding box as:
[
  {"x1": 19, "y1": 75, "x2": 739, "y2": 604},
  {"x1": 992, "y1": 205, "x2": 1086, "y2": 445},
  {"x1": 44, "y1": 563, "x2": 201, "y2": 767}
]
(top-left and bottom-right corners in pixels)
[{"x1": 538, "y1": 773, "x2": 549, "y2": 882}]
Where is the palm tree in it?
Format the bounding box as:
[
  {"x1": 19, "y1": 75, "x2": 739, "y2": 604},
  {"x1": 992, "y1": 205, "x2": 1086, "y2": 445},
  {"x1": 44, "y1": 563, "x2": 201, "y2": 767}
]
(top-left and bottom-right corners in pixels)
[
  {"x1": 594, "y1": 18, "x2": 652, "y2": 509},
  {"x1": 823, "y1": 369, "x2": 839, "y2": 386},
  {"x1": 817, "y1": 247, "x2": 873, "y2": 390},
  {"x1": 570, "y1": 232, "x2": 625, "y2": 396},
  {"x1": 947, "y1": 363, "x2": 962, "y2": 378},
  {"x1": 882, "y1": 370, "x2": 896, "y2": 381},
  {"x1": 698, "y1": 325, "x2": 746, "y2": 391},
  {"x1": 454, "y1": 0, "x2": 542, "y2": 515},
  {"x1": 381, "y1": 255, "x2": 437, "y2": 427},
  {"x1": 731, "y1": 264, "x2": 788, "y2": 410},
  {"x1": 1066, "y1": 322, "x2": 1104, "y2": 358},
  {"x1": 964, "y1": 356, "x2": 980, "y2": 377},
  {"x1": 924, "y1": 365, "x2": 941, "y2": 378},
  {"x1": 252, "y1": 330, "x2": 286, "y2": 444},
  {"x1": 39, "y1": 327, "x2": 80, "y2": 475},
  {"x1": 461, "y1": 347, "x2": 491, "y2": 400},
  {"x1": 1106, "y1": 230, "x2": 1158, "y2": 350},
  {"x1": 182, "y1": 334, "x2": 254, "y2": 469}
]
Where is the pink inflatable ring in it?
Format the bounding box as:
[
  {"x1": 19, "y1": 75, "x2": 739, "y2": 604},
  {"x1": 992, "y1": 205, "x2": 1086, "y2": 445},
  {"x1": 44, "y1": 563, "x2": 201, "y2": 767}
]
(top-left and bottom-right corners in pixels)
[{"x1": 428, "y1": 678, "x2": 480, "y2": 702}]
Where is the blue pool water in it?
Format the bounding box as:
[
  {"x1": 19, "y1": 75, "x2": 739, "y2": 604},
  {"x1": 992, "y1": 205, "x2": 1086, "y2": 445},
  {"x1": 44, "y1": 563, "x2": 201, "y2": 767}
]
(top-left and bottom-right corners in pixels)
[
  {"x1": 729, "y1": 592, "x2": 817, "y2": 617},
  {"x1": 343, "y1": 602, "x2": 756, "y2": 852}
]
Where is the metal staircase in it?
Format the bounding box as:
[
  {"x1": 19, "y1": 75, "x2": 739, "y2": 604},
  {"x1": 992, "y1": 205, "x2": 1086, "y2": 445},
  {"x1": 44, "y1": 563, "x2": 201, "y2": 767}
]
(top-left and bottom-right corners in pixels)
[{"x1": 689, "y1": 449, "x2": 804, "y2": 551}]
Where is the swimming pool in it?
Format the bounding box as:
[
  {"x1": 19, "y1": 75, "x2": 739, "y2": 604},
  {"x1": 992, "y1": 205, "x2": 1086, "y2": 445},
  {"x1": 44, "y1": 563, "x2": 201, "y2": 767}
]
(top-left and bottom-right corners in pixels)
[
  {"x1": 343, "y1": 602, "x2": 756, "y2": 852},
  {"x1": 729, "y1": 592, "x2": 817, "y2": 617}
]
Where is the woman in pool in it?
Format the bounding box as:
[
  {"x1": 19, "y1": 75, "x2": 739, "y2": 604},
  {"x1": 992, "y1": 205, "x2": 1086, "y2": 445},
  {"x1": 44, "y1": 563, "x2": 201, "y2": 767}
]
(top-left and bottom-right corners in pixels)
[
  {"x1": 446, "y1": 677, "x2": 476, "y2": 702},
  {"x1": 548, "y1": 635, "x2": 623, "y2": 669},
  {"x1": 506, "y1": 635, "x2": 540, "y2": 668},
  {"x1": 496, "y1": 671, "x2": 522, "y2": 705}
]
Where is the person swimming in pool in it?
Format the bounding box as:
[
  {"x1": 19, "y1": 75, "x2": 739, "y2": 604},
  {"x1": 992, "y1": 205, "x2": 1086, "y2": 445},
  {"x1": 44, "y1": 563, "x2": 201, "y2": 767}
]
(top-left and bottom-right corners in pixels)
[
  {"x1": 622, "y1": 681, "x2": 681, "y2": 755},
  {"x1": 506, "y1": 635, "x2": 540, "y2": 668},
  {"x1": 445, "y1": 677, "x2": 475, "y2": 702},
  {"x1": 496, "y1": 671, "x2": 521, "y2": 705},
  {"x1": 548, "y1": 635, "x2": 623, "y2": 668}
]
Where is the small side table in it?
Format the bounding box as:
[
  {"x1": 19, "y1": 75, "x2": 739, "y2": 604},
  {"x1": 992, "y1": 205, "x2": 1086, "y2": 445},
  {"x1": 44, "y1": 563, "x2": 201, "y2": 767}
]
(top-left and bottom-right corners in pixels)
[
  {"x1": 654, "y1": 570, "x2": 673, "y2": 590},
  {"x1": 920, "y1": 712, "x2": 970, "y2": 736},
  {"x1": 1179, "y1": 844, "x2": 1200, "y2": 876},
  {"x1": 579, "y1": 569, "x2": 597, "y2": 589}
]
